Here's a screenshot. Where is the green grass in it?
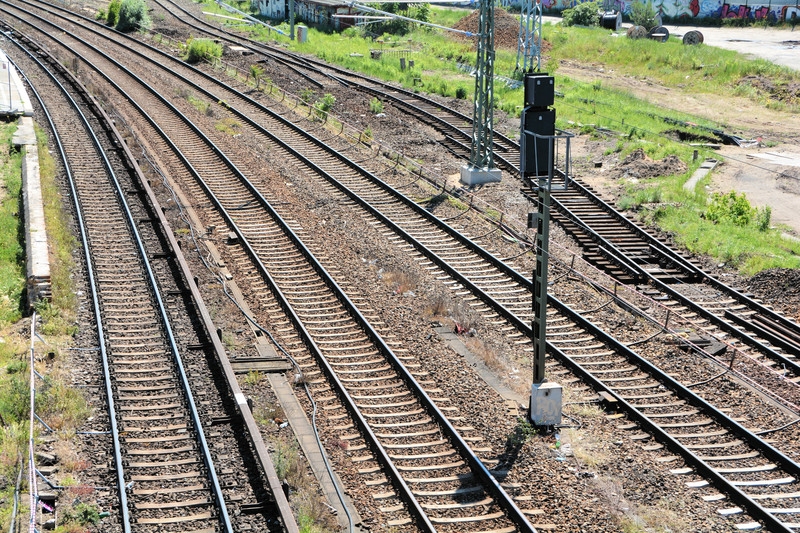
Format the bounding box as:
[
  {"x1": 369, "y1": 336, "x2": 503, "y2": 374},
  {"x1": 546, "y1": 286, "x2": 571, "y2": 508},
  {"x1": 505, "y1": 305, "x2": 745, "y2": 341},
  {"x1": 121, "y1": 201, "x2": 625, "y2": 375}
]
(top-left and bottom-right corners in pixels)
[
  {"x1": 0, "y1": 120, "x2": 24, "y2": 324},
  {"x1": 36, "y1": 125, "x2": 78, "y2": 336},
  {"x1": 543, "y1": 24, "x2": 800, "y2": 111}
]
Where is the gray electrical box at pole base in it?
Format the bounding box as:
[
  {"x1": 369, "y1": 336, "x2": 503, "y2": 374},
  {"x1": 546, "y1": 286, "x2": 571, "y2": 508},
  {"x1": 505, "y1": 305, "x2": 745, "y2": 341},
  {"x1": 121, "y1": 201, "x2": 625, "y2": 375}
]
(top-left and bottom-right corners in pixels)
[
  {"x1": 530, "y1": 382, "x2": 562, "y2": 426},
  {"x1": 297, "y1": 25, "x2": 308, "y2": 43}
]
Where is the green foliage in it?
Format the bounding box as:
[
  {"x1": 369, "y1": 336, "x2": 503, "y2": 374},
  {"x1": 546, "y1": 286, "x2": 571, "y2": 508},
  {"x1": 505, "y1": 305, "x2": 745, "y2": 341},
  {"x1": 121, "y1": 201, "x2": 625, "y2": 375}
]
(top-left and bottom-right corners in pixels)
[
  {"x1": 0, "y1": 122, "x2": 24, "y2": 324},
  {"x1": 249, "y1": 64, "x2": 265, "y2": 88},
  {"x1": 414, "y1": 3, "x2": 431, "y2": 25},
  {"x1": 562, "y1": 1, "x2": 600, "y2": 27},
  {"x1": 115, "y1": 0, "x2": 151, "y2": 32},
  {"x1": 755, "y1": 205, "x2": 771, "y2": 232},
  {"x1": 185, "y1": 38, "x2": 223, "y2": 64},
  {"x1": 369, "y1": 97, "x2": 384, "y2": 114},
  {"x1": 215, "y1": 117, "x2": 242, "y2": 135},
  {"x1": 507, "y1": 417, "x2": 537, "y2": 446},
  {"x1": 36, "y1": 127, "x2": 77, "y2": 334},
  {"x1": 106, "y1": 0, "x2": 121, "y2": 26},
  {"x1": 299, "y1": 88, "x2": 314, "y2": 104},
  {"x1": 455, "y1": 86, "x2": 467, "y2": 99},
  {"x1": 314, "y1": 93, "x2": 335, "y2": 122},
  {"x1": 370, "y1": 3, "x2": 413, "y2": 36},
  {"x1": 705, "y1": 191, "x2": 753, "y2": 226},
  {"x1": 0, "y1": 361, "x2": 28, "y2": 424},
  {"x1": 272, "y1": 437, "x2": 302, "y2": 483},
  {"x1": 630, "y1": 0, "x2": 657, "y2": 29},
  {"x1": 61, "y1": 502, "x2": 101, "y2": 526},
  {"x1": 187, "y1": 94, "x2": 212, "y2": 116}
]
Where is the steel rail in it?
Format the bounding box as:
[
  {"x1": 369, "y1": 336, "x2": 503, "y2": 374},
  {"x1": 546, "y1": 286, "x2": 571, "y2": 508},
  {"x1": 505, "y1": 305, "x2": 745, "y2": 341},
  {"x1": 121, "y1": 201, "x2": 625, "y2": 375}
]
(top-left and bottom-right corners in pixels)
[
  {"x1": 9, "y1": 37, "x2": 132, "y2": 533},
  {"x1": 12, "y1": 25, "x2": 301, "y2": 532},
  {"x1": 5, "y1": 12, "x2": 532, "y2": 530},
  {"x1": 15, "y1": 4, "x2": 800, "y2": 530},
  {"x1": 3, "y1": 14, "x2": 468, "y2": 533},
  {"x1": 5, "y1": 30, "x2": 233, "y2": 533},
  {"x1": 160, "y1": 0, "x2": 800, "y2": 357},
  {"x1": 153, "y1": 0, "x2": 523, "y2": 169},
  {"x1": 543, "y1": 177, "x2": 800, "y2": 377},
  {"x1": 564, "y1": 176, "x2": 800, "y2": 335}
]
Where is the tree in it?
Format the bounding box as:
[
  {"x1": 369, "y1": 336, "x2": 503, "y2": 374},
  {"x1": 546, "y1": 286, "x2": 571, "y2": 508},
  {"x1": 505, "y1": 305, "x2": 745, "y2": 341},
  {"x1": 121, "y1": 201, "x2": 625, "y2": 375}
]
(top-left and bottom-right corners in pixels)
[
  {"x1": 562, "y1": 0, "x2": 600, "y2": 27},
  {"x1": 630, "y1": 0, "x2": 658, "y2": 29}
]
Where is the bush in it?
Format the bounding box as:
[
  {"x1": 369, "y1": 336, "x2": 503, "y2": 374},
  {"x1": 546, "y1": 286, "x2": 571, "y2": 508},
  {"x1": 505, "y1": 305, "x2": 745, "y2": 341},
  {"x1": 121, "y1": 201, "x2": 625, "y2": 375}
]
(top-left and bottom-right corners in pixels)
[
  {"x1": 369, "y1": 97, "x2": 384, "y2": 114},
  {"x1": 314, "y1": 93, "x2": 335, "y2": 121},
  {"x1": 705, "y1": 191, "x2": 753, "y2": 226},
  {"x1": 299, "y1": 88, "x2": 314, "y2": 104},
  {"x1": 116, "y1": 0, "x2": 150, "y2": 32},
  {"x1": 106, "y1": 0, "x2": 121, "y2": 26},
  {"x1": 755, "y1": 205, "x2": 771, "y2": 231},
  {"x1": 455, "y1": 87, "x2": 468, "y2": 99},
  {"x1": 185, "y1": 38, "x2": 223, "y2": 64},
  {"x1": 562, "y1": 1, "x2": 600, "y2": 27},
  {"x1": 630, "y1": 0, "x2": 658, "y2": 29}
]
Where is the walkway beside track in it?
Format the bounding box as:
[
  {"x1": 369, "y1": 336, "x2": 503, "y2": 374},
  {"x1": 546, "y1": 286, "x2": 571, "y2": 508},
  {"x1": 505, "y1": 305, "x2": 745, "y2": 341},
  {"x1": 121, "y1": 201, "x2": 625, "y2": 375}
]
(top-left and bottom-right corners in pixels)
[
  {"x1": 0, "y1": 49, "x2": 33, "y2": 116},
  {"x1": 14, "y1": 114, "x2": 51, "y2": 307}
]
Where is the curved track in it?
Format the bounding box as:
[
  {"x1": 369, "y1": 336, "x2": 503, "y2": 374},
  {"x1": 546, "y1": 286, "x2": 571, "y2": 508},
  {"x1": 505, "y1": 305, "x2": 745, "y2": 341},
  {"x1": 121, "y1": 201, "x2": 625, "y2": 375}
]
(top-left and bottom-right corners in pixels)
[{"x1": 6, "y1": 1, "x2": 800, "y2": 531}]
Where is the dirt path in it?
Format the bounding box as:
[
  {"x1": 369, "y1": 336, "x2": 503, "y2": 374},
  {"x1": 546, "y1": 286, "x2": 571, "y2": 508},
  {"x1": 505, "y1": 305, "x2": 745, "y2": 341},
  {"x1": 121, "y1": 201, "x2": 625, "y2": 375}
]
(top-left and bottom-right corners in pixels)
[{"x1": 554, "y1": 39, "x2": 800, "y2": 236}]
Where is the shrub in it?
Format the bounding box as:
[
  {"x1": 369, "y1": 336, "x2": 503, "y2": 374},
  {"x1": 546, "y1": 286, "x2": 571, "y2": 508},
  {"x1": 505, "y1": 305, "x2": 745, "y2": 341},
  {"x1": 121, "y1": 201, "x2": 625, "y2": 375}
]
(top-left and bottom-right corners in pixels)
[
  {"x1": 299, "y1": 88, "x2": 314, "y2": 104},
  {"x1": 562, "y1": 1, "x2": 600, "y2": 27},
  {"x1": 755, "y1": 205, "x2": 771, "y2": 231},
  {"x1": 249, "y1": 64, "x2": 265, "y2": 88},
  {"x1": 455, "y1": 87, "x2": 468, "y2": 99},
  {"x1": 61, "y1": 502, "x2": 101, "y2": 526},
  {"x1": 369, "y1": 97, "x2": 384, "y2": 114},
  {"x1": 116, "y1": 0, "x2": 150, "y2": 32},
  {"x1": 705, "y1": 191, "x2": 753, "y2": 226},
  {"x1": 106, "y1": 0, "x2": 121, "y2": 26},
  {"x1": 630, "y1": 0, "x2": 658, "y2": 29},
  {"x1": 185, "y1": 38, "x2": 223, "y2": 64},
  {"x1": 314, "y1": 93, "x2": 335, "y2": 122}
]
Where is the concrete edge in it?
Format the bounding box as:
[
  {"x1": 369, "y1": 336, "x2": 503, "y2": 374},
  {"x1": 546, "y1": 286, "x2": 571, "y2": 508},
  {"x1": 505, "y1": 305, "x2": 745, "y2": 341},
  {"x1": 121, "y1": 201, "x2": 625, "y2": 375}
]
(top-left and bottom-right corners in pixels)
[{"x1": 16, "y1": 116, "x2": 51, "y2": 308}]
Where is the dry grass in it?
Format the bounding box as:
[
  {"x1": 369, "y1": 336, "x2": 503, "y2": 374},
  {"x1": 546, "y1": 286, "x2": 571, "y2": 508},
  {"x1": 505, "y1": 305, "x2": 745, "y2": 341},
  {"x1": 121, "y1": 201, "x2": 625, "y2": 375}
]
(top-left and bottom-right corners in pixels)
[
  {"x1": 563, "y1": 427, "x2": 611, "y2": 468},
  {"x1": 380, "y1": 268, "x2": 416, "y2": 295}
]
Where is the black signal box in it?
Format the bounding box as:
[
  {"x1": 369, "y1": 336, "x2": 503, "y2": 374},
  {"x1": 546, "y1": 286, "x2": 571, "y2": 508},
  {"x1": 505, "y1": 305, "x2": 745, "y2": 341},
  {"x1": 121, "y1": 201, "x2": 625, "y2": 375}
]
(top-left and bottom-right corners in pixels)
[
  {"x1": 521, "y1": 109, "x2": 556, "y2": 177},
  {"x1": 524, "y1": 75, "x2": 554, "y2": 108}
]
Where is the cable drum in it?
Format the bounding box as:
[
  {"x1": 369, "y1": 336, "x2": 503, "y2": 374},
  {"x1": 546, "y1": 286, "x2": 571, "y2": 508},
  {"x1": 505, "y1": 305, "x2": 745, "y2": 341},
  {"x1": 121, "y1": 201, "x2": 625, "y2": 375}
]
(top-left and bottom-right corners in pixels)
[
  {"x1": 682, "y1": 30, "x2": 704, "y2": 45},
  {"x1": 600, "y1": 11, "x2": 621, "y2": 30},
  {"x1": 627, "y1": 25, "x2": 647, "y2": 39},
  {"x1": 647, "y1": 25, "x2": 669, "y2": 42}
]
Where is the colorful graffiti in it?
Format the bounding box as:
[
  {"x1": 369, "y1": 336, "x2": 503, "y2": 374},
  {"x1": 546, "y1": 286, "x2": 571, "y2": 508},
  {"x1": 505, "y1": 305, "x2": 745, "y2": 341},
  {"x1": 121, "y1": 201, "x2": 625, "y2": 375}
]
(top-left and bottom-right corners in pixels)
[{"x1": 543, "y1": 0, "x2": 800, "y2": 22}]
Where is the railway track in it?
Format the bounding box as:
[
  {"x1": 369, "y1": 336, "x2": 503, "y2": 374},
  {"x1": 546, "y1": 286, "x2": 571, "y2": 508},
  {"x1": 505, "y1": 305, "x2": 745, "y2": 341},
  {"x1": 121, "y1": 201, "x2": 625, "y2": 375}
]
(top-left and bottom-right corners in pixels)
[
  {"x1": 1, "y1": 7, "x2": 542, "y2": 532},
  {"x1": 149, "y1": 0, "x2": 800, "y2": 393},
  {"x1": 9, "y1": 2, "x2": 800, "y2": 531},
  {"x1": 7, "y1": 28, "x2": 296, "y2": 533},
  {"x1": 13, "y1": 35, "x2": 231, "y2": 532}
]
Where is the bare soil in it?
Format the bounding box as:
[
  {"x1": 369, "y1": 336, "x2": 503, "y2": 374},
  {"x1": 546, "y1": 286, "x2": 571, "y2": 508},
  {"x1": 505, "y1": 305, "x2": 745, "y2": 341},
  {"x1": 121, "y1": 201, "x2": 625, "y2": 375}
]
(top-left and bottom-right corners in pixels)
[{"x1": 555, "y1": 58, "x2": 800, "y2": 237}]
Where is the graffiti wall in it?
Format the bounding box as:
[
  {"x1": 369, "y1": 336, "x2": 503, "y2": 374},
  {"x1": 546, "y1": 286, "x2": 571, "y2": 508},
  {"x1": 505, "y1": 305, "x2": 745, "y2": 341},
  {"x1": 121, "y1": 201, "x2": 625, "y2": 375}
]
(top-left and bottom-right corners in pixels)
[{"x1": 540, "y1": 0, "x2": 800, "y2": 22}]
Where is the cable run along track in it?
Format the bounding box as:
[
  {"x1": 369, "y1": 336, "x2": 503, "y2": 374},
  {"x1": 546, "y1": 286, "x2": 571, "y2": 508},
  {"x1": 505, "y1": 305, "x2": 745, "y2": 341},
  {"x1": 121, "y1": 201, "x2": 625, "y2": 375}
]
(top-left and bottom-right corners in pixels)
[
  {"x1": 7, "y1": 0, "x2": 800, "y2": 530},
  {"x1": 6, "y1": 25, "x2": 298, "y2": 533}
]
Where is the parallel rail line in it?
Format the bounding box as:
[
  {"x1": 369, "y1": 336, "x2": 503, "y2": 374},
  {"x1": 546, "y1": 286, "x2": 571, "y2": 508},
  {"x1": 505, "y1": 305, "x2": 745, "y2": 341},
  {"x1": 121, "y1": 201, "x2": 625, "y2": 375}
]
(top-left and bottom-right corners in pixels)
[
  {"x1": 10, "y1": 2, "x2": 800, "y2": 531},
  {"x1": 9, "y1": 32, "x2": 231, "y2": 533},
  {"x1": 153, "y1": 0, "x2": 800, "y2": 391},
  {"x1": 2, "y1": 6, "x2": 536, "y2": 532}
]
